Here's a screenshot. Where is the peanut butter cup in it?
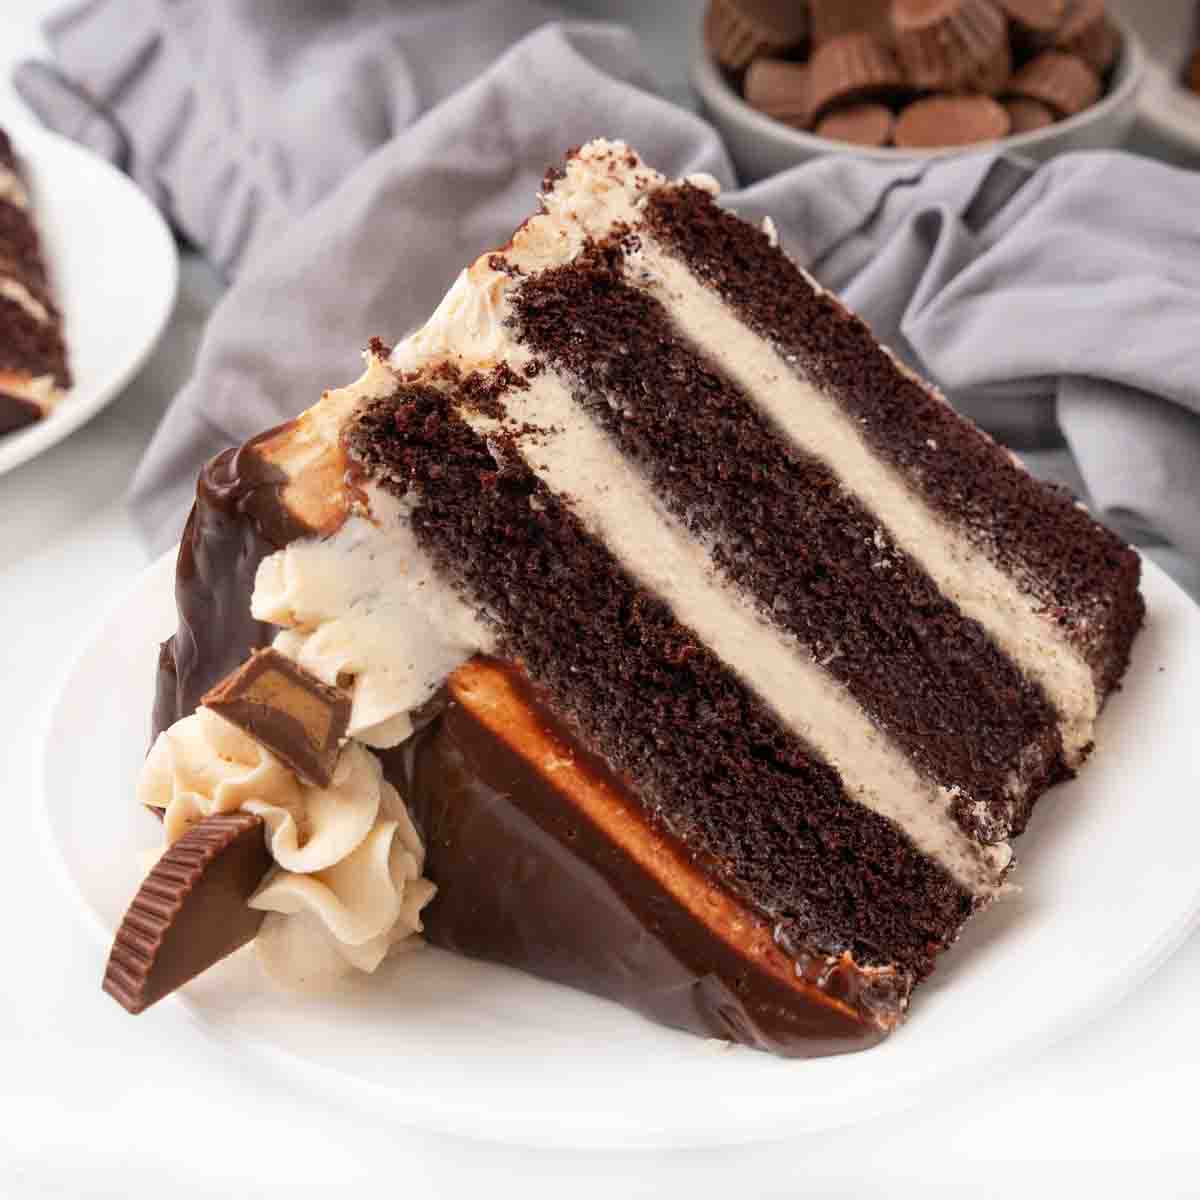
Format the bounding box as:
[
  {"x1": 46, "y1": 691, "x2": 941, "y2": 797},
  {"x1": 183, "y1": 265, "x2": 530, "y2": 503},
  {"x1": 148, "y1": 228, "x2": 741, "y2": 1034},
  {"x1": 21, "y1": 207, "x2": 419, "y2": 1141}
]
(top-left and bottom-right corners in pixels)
[
  {"x1": 705, "y1": 0, "x2": 811, "y2": 70},
  {"x1": 744, "y1": 58, "x2": 815, "y2": 127},
  {"x1": 1054, "y1": 0, "x2": 1119, "y2": 75},
  {"x1": 808, "y1": 31, "x2": 904, "y2": 120},
  {"x1": 892, "y1": 0, "x2": 1011, "y2": 92},
  {"x1": 1009, "y1": 50, "x2": 1100, "y2": 115},
  {"x1": 810, "y1": 0, "x2": 892, "y2": 45},
  {"x1": 969, "y1": 38, "x2": 1013, "y2": 93},
  {"x1": 1004, "y1": 95, "x2": 1056, "y2": 131},
  {"x1": 894, "y1": 93, "x2": 1011, "y2": 146},
  {"x1": 103, "y1": 813, "x2": 270, "y2": 1014},
  {"x1": 815, "y1": 102, "x2": 895, "y2": 145},
  {"x1": 997, "y1": 0, "x2": 1067, "y2": 38}
]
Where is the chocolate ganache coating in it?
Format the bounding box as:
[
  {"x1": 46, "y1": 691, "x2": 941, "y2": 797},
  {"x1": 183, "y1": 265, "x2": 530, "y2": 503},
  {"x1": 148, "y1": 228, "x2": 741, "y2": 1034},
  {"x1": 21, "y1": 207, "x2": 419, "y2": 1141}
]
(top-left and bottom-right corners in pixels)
[
  {"x1": 155, "y1": 431, "x2": 892, "y2": 1056},
  {"x1": 152, "y1": 424, "x2": 308, "y2": 741},
  {"x1": 384, "y1": 671, "x2": 889, "y2": 1056},
  {"x1": 0, "y1": 392, "x2": 41, "y2": 436}
]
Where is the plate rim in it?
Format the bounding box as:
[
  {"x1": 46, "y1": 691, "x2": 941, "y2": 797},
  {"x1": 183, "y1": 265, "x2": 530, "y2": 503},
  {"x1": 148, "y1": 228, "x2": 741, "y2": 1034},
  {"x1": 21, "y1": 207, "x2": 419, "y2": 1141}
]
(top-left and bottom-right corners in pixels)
[
  {"x1": 0, "y1": 115, "x2": 179, "y2": 477},
  {"x1": 35, "y1": 547, "x2": 1200, "y2": 1150}
]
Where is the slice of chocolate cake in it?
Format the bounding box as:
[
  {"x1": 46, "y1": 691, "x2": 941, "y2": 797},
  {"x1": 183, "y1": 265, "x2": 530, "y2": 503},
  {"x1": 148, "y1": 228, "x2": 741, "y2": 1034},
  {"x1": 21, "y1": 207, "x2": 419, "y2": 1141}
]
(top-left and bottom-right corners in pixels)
[
  {"x1": 125, "y1": 140, "x2": 1142, "y2": 1056},
  {"x1": 0, "y1": 126, "x2": 70, "y2": 435}
]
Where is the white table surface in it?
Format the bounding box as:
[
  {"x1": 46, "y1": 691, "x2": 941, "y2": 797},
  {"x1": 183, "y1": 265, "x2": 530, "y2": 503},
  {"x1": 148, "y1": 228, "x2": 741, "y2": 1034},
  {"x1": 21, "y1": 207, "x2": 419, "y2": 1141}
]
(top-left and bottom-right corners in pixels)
[{"x1": 3, "y1": 3, "x2": 1200, "y2": 1197}]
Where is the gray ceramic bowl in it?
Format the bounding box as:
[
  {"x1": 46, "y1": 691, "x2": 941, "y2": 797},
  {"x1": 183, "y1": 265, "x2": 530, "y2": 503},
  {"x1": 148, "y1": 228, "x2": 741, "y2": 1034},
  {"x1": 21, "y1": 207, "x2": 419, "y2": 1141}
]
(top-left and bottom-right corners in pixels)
[{"x1": 691, "y1": 12, "x2": 1147, "y2": 181}]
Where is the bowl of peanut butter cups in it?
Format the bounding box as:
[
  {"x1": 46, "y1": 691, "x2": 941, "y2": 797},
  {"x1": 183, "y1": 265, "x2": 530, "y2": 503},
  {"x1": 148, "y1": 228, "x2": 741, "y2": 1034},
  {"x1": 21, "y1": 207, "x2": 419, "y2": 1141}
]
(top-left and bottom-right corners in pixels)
[{"x1": 692, "y1": 0, "x2": 1146, "y2": 178}]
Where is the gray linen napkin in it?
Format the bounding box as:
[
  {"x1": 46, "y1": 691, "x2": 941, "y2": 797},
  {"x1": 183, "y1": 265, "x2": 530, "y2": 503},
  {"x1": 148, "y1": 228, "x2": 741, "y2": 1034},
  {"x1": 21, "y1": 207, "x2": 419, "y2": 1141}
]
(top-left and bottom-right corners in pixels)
[
  {"x1": 17, "y1": 5, "x2": 1200, "y2": 566},
  {"x1": 16, "y1": 0, "x2": 563, "y2": 275}
]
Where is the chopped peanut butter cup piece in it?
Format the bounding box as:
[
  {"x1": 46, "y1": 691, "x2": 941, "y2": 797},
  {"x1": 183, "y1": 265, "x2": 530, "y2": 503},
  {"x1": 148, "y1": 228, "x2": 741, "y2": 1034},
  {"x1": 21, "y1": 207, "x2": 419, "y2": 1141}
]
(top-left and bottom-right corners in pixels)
[
  {"x1": 202, "y1": 647, "x2": 351, "y2": 788},
  {"x1": 894, "y1": 93, "x2": 1012, "y2": 147},
  {"x1": 103, "y1": 813, "x2": 270, "y2": 1014}
]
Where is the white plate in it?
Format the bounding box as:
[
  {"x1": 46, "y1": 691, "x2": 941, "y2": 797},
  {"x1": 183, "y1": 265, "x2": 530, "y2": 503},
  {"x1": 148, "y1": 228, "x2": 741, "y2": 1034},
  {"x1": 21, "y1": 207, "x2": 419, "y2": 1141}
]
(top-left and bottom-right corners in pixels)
[
  {"x1": 38, "y1": 549, "x2": 1200, "y2": 1150},
  {"x1": 0, "y1": 115, "x2": 177, "y2": 476}
]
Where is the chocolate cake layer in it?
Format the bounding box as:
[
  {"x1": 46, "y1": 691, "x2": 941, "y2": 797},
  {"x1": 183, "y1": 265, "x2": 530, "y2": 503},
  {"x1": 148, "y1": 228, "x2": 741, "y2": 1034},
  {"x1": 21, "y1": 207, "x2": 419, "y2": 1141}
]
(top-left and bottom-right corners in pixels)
[
  {"x1": 0, "y1": 291, "x2": 69, "y2": 386},
  {"x1": 347, "y1": 382, "x2": 978, "y2": 985},
  {"x1": 0, "y1": 252, "x2": 55, "y2": 309},
  {"x1": 643, "y1": 184, "x2": 1143, "y2": 703},
  {"x1": 0, "y1": 195, "x2": 43, "y2": 284},
  {"x1": 511, "y1": 242, "x2": 1067, "y2": 844}
]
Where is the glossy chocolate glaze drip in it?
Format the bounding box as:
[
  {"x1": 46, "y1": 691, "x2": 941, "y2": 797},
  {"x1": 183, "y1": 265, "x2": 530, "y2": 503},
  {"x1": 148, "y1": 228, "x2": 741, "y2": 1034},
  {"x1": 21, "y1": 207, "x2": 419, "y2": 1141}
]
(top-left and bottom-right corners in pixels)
[
  {"x1": 154, "y1": 429, "x2": 895, "y2": 1055},
  {"x1": 152, "y1": 423, "x2": 309, "y2": 741},
  {"x1": 0, "y1": 392, "x2": 40, "y2": 436},
  {"x1": 385, "y1": 675, "x2": 889, "y2": 1057}
]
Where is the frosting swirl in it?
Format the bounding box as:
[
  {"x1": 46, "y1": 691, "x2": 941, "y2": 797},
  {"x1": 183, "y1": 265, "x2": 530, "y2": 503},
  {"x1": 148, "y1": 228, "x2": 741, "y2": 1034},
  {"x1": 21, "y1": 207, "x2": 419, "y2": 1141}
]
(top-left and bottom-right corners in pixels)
[
  {"x1": 251, "y1": 484, "x2": 492, "y2": 749},
  {"x1": 138, "y1": 707, "x2": 434, "y2": 988}
]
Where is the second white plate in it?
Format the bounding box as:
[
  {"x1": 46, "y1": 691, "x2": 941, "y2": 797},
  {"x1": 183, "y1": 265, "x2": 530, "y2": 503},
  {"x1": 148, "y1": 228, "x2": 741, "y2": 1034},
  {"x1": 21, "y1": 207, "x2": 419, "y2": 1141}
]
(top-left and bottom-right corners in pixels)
[
  {"x1": 38, "y1": 549, "x2": 1200, "y2": 1149},
  {"x1": 0, "y1": 113, "x2": 177, "y2": 476}
]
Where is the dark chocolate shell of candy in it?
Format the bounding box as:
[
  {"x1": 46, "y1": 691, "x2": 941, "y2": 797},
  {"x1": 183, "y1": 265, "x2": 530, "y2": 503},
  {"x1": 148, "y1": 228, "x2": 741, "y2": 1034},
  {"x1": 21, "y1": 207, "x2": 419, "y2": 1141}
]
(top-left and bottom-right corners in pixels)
[
  {"x1": 1005, "y1": 95, "x2": 1057, "y2": 132},
  {"x1": 815, "y1": 102, "x2": 896, "y2": 146},
  {"x1": 807, "y1": 32, "x2": 904, "y2": 121},
  {"x1": 103, "y1": 812, "x2": 271, "y2": 1014},
  {"x1": 705, "y1": 0, "x2": 811, "y2": 70},
  {"x1": 744, "y1": 59, "x2": 815, "y2": 128},
  {"x1": 998, "y1": 0, "x2": 1067, "y2": 36},
  {"x1": 202, "y1": 646, "x2": 351, "y2": 789},
  {"x1": 893, "y1": 0, "x2": 1010, "y2": 92},
  {"x1": 893, "y1": 93, "x2": 1012, "y2": 148},
  {"x1": 1055, "y1": 0, "x2": 1120, "y2": 75},
  {"x1": 810, "y1": 0, "x2": 893, "y2": 46},
  {"x1": 1008, "y1": 50, "x2": 1101, "y2": 116}
]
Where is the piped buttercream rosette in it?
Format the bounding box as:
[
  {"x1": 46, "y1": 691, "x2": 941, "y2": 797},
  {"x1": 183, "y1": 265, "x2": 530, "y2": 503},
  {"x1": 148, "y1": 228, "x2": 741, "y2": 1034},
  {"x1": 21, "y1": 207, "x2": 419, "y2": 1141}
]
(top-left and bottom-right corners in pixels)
[{"x1": 138, "y1": 707, "x2": 435, "y2": 988}]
